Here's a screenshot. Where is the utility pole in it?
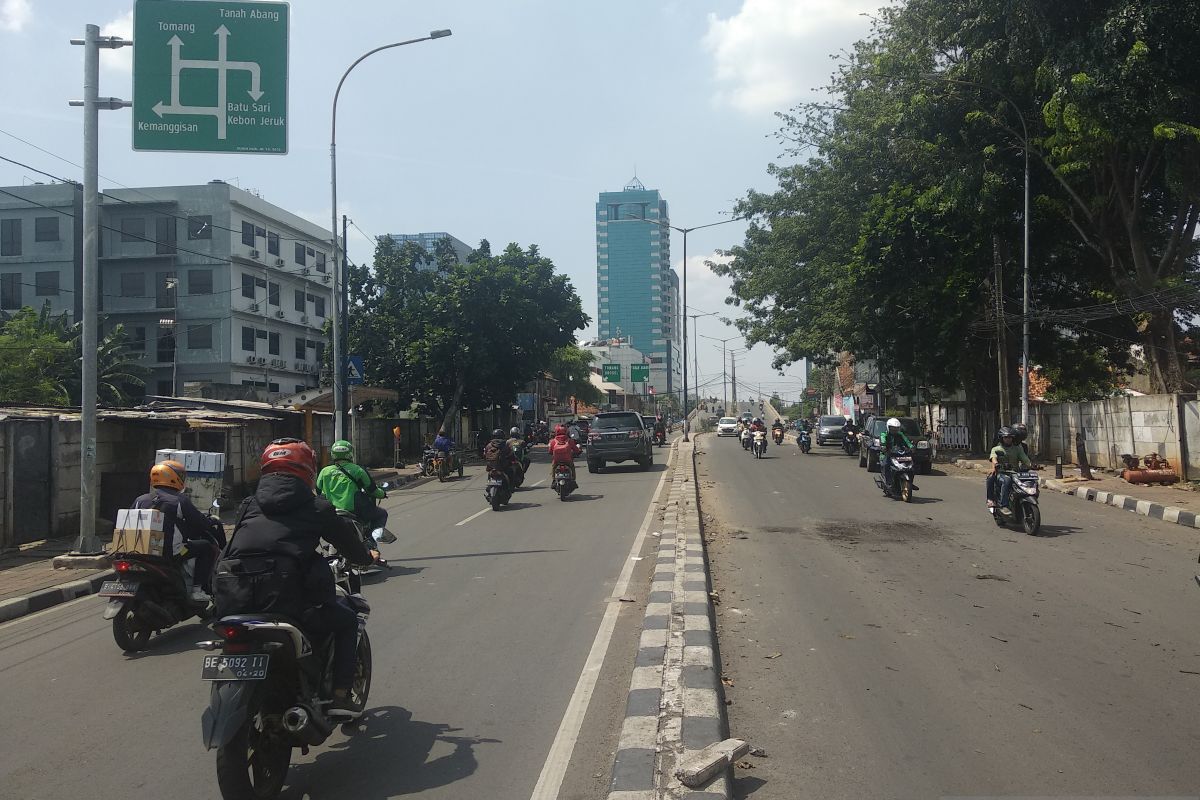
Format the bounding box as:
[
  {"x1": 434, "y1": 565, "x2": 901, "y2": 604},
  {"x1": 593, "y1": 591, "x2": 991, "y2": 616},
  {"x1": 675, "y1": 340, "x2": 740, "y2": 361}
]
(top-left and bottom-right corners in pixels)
[
  {"x1": 731, "y1": 356, "x2": 738, "y2": 405},
  {"x1": 341, "y1": 214, "x2": 349, "y2": 423},
  {"x1": 68, "y1": 25, "x2": 130, "y2": 555},
  {"x1": 993, "y1": 234, "x2": 1010, "y2": 427}
]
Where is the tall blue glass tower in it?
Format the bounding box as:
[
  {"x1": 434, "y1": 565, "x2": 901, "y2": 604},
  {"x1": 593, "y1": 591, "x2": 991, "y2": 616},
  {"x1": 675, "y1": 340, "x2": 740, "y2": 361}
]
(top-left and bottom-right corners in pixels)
[{"x1": 595, "y1": 178, "x2": 682, "y2": 397}]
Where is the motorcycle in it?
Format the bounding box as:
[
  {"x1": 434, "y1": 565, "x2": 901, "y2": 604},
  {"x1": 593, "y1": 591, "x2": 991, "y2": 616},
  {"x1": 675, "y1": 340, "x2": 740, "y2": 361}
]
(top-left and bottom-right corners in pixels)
[
  {"x1": 772, "y1": 427, "x2": 784, "y2": 445},
  {"x1": 421, "y1": 447, "x2": 440, "y2": 478},
  {"x1": 553, "y1": 462, "x2": 577, "y2": 501},
  {"x1": 335, "y1": 505, "x2": 396, "y2": 580},
  {"x1": 199, "y1": 547, "x2": 374, "y2": 799},
  {"x1": 741, "y1": 428, "x2": 752, "y2": 451},
  {"x1": 842, "y1": 431, "x2": 860, "y2": 456},
  {"x1": 653, "y1": 429, "x2": 666, "y2": 447},
  {"x1": 753, "y1": 430, "x2": 768, "y2": 458},
  {"x1": 989, "y1": 469, "x2": 1042, "y2": 535},
  {"x1": 508, "y1": 445, "x2": 529, "y2": 489},
  {"x1": 485, "y1": 467, "x2": 514, "y2": 511},
  {"x1": 798, "y1": 429, "x2": 811, "y2": 454},
  {"x1": 100, "y1": 499, "x2": 222, "y2": 653},
  {"x1": 875, "y1": 445, "x2": 917, "y2": 502}
]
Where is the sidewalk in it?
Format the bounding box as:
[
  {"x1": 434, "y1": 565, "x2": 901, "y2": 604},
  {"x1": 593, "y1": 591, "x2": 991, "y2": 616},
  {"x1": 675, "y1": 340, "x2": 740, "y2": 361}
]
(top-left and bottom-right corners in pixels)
[
  {"x1": 0, "y1": 461, "x2": 434, "y2": 624},
  {"x1": 948, "y1": 455, "x2": 1200, "y2": 530}
]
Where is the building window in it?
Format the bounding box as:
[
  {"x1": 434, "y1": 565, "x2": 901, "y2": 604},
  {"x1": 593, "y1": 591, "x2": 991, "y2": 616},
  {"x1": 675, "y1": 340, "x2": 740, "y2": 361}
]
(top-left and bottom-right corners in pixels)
[
  {"x1": 295, "y1": 336, "x2": 306, "y2": 360},
  {"x1": 607, "y1": 204, "x2": 620, "y2": 221},
  {"x1": 268, "y1": 331, "x2": 280, "y2": 355},
  {"x1": 295, "y1": 384, "x2": 306, "y2": 394},
  {"x1": 188, "y1": 269, "x2": 213, "y2": 295},
  {"x1": 255, "y1": 226, "x2": 266, "y2": 239},
  {"x1": 241, "y1": 326, "x2": 255, "y2": 351},
  {"x1": 241, "y1": 273, "x2": 256, "y2": 299},
  {"x1": 1, "y1": 219, "x2": 21, "y2": 256},
  {"x1": 34, "y1": 217, "x2": 59, "y2": 242},
  {"x1": 295, "y1": 242, "x2": 306, "y2": 266},
  {"x1": 267, "y1": 231, "x2": 280, "y2": 256},
  {"x1": 156, "y1": 271, "x2": 177, "y2": 308},
  {"x1": 130, "y1": 326, "x2": 146, "y2": 352},
  {"x1": 157, "y1": 379, "x2": 173, "y2": 396},
  {"x1": 156, "y1": 325, "x2": 175, "y2": 363},
  {"x1": 120, "y1": 217, "x2": 145, "y2": 243},
  {"x1": 187, "y1": 215, "x2": 212, "y2": 240},
  {"x1": 313, "y1": 296, "x2": 325, "y2": 318},
  {"x1": 241, "y1": 221, "x2": 256, "y2": 247},
  {"x1": 187, "y1": 324, "x2": 212, "y2": 350},
  {"x1": 316, "y1": 251, "x2": 326, "y2": 272},
  {"x1": 120, "y1": 272, "x2": 145, "y2": 297},
  {"x1": 294, "y1": 289, "x2": 306, "y2": 312},
  {"x1": 34, "y1": 271, "x2": 59, "y2": 296},
  {"x1": 268, "y1": 382, "x2": 279, "y2": 393},
  {"x1": 314, "y1": 341, "x2": 325, "y2": 362},
  {"x1": 0, "y1": 273, "x2": 20, "y2": 309},
  {"x1": 155, "y1": 217, "x2": 176, "y2": 255},
  {"x1": 268, "y1": 281, "x2": 280, "y2": 306}
]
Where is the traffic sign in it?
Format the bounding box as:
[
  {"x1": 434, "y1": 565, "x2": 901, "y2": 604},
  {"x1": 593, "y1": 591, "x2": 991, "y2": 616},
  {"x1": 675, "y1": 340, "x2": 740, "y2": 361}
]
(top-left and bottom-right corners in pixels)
[
  {"x1": 133, "y1": 0, "x2": 289, "y2": 153},
  {"x1": 630, "y1": 363, "x2": 649, "y2": 383},
  {"x1": 346, "y1": 355, "x2": 364, "y2": 385},
  {"x1": 602, "y1": 363, "x2": 621, "y2": 382}
]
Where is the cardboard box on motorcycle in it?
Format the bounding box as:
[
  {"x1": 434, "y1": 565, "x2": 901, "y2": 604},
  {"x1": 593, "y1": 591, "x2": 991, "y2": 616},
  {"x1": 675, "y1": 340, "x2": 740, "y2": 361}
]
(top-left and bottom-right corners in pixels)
[{"x1": 110, "y1": 508, "x2": 167, "y2": 556}]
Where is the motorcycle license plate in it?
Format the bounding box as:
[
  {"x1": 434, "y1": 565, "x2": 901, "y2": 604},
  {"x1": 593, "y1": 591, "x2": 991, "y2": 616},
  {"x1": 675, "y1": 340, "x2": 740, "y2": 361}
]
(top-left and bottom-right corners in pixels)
[
  {"x1": 488, "y1": 478, "x2": 504, "y2": 486},
  {"x1": 201, "y1": 653, "x2": 270, "y2": 681},
  {"x1": 99, "y1": 580, "x2": 138, "y2": 597}
]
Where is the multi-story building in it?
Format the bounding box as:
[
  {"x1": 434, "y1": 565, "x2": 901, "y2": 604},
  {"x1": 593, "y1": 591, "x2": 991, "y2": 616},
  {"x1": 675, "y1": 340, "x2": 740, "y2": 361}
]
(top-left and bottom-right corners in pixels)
[
  {"x1": 580, "y1": 336, "x2": 651, "y2": 397},
  {"x1": 0, "y1": 180, "x2": 333, "y2": 400},
  {"x1": 383, "y1": 231, "x2": 473, "y2": 269},
  {"x1": 595, "y1": 177, "x2": 682, "y2": 397}
]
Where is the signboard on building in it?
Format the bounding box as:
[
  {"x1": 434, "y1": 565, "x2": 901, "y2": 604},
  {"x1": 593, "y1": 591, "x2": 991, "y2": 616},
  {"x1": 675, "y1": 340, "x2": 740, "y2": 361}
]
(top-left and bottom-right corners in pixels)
[
  {"x1": 602, "y1": 364, "x2": 621, "y2": 383},
  {"x1": 133, "y1": 0, "x2": 289, "y2": 153},
  {"x1": 630, "y1": 363, "x2": 649, "y2": 383}
]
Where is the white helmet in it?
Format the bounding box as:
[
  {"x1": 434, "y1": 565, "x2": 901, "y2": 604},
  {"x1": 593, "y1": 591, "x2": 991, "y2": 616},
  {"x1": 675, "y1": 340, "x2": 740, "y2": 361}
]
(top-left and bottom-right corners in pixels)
[{"x1": 887, "y1": 417, "x2": 901, "y2": 429}]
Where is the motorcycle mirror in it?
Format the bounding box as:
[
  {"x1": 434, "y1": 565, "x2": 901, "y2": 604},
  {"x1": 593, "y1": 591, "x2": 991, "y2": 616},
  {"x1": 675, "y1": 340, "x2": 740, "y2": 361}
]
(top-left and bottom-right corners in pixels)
[
  {"x1": 371, "y1": 527, "x2": 398, "y2": 544},
  {"x1": 210, "y1": 499, "x2": 221, "y2": 511},
  {"x1": 380, "y1": 482, "x2": 391, "y2": 490}
]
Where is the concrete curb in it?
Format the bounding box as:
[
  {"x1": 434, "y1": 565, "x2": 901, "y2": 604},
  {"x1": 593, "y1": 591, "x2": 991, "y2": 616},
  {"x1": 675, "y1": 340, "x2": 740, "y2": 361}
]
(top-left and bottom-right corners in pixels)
[
  {"x1": 0, "y1": 570, "x2": 115, "y2": 624},
  {"x1": 948, "y1": 457, "x2": 1200, "y2": 530},
  {"x1": 608, "y1": 436, "x2": 730, "y2": 800}
]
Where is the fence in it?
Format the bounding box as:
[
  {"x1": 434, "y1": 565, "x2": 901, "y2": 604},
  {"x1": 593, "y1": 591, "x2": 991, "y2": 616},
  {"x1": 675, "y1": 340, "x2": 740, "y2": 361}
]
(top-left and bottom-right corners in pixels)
[{"x1": 937, "y1": 424, "x2": 971, "y2": 450}]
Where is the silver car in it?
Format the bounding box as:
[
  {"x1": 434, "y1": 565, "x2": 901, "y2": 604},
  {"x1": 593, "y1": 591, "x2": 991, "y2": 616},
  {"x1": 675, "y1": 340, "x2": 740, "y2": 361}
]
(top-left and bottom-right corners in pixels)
[
  {"x1": 716, "y1": 417, "x2": 738, "y2": 436},
  {"x1": 816, "y1": 415, "x2": 848, "y2": 446}
]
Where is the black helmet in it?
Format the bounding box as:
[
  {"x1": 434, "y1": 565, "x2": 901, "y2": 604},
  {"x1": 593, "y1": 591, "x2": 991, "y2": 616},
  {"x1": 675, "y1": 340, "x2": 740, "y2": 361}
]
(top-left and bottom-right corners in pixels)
[
  {"x1": 997, "y1": 425, "x2": 1016, "y2": 440},
  {"x1": 1012, "y1": 422, "x2": 1028, "y2": 442},
  {"x1": 491, "y1": 428, "x2": 505, "y2": 439}
]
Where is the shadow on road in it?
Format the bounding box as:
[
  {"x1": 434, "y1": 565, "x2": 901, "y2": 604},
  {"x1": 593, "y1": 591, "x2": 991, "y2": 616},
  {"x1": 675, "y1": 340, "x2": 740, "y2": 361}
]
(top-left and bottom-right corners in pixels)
[
  {"x1": 563, "y1": 494, "x2": 604, "y2": 501},
  {"x1": 734, "y1": 775, "x2": 769, "y2": 798},
  {"x1": 282, "y1": 705, "x2": 501, "y2": 799},
  {"x1": 392, "y1": 549, "x2": 567, "y2": 562},
  {"x1": 121, "y1": 620, "x2": 211, "y2": 659}
]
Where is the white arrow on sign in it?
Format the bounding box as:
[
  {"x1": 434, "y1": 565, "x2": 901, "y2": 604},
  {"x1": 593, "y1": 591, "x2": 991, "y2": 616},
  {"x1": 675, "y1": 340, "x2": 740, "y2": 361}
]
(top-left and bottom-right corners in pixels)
[{"x1": 154, "y1": 25, "x2": 265, "y2": 140}]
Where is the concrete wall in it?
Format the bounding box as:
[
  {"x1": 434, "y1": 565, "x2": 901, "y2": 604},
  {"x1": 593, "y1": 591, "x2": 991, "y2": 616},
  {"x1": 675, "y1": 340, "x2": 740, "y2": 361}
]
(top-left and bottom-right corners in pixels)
[{"x1": 1033, "y1": 394, "x2": 1184, "y2": 474}]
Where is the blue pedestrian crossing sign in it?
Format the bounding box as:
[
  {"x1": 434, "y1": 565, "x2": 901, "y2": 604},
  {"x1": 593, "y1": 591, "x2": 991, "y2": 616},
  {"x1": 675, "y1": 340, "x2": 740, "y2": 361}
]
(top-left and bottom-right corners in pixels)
[{"x1": 346, "y1": 355, "x2": 365, "y2": 385}]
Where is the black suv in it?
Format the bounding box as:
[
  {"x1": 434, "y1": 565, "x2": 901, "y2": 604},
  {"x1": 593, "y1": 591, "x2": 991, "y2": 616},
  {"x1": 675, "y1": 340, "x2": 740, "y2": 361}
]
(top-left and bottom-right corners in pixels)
[
  {"x1": 587, "y1": 411, "x2": 654, "y2": 472},
  {"x1": 859, "y1": 415, "x2": 932, "y2": 474}
]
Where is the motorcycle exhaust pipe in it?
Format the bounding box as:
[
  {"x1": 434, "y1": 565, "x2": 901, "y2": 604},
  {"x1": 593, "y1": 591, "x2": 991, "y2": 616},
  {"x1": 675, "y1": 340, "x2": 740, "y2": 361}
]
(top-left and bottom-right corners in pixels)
[{"x1": 282, "y1": 704, "x2": 333, "y2": 745}]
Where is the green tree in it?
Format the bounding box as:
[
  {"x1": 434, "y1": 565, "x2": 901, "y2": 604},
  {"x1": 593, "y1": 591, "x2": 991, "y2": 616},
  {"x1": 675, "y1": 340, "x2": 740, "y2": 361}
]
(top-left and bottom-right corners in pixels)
[
  {"x1": 547, "y1": 344, "x2": 602, "y2": 408},
  {"x1": 0, "y1": 308, "x2": 73, "y2": 404}
]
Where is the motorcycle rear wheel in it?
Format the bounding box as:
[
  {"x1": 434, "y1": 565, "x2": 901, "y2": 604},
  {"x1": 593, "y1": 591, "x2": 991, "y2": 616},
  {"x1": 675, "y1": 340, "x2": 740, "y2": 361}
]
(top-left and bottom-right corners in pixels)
[
  {"x1": 348, "y1": 631, "x2": 372, "y2": 714},
  {"x1": 899, "y1": 476, "x2": 913, "y2": 503},
  {"x1": 1022, "y1": 502, "x2": 1042, "y2": 536},
  {"x1": 215, "y1": 687, "x2": 291, "y2": 800},
  {"x1": 112, "y1": 601, "x2": 151, "y2": 653}
]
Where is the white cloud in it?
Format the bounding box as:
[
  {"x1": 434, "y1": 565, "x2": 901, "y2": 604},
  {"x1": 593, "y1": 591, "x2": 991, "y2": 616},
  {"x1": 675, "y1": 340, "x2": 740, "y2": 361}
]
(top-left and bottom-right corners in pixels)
[
  {"x1": 101, "y1": 9, "x2": 134, "y2": 73},
  {"x1": 703, "y1": 0, "x2": 879, "y2": 114},
  {"x1": 0, "y1": 0, "x2": 32, "y2": 32}
]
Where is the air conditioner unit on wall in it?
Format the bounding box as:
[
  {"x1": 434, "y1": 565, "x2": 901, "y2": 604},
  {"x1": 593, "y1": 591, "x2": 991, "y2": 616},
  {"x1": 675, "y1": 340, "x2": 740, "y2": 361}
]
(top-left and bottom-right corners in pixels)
[
  {"x1": 275, "y1": 310, "x2": 285, "y2": 319},
  {"x1": 322, "y1": 274, "x2": 331, "y2": 283},
  {"x1": 256, "y1": 357, "x2": 267, "y2": 365},
  {"x1": 246, "y1": 355, "x2": 256, "y2": 363},
  {"x1": 276, "y1": 258, "x2": 286, "y2": 267},
  {"x1": 250, "y1": 249, "x2": 261, "y2": 259},
  {"x1": 249, "y1": 302, "x2": 259, "y2": 312},
  {"x1": 300, "y1": 314, "x2": 308, "y2": 324},
  {"x1": 300, "y1": 268, "x2": 310, "y2": 276}
]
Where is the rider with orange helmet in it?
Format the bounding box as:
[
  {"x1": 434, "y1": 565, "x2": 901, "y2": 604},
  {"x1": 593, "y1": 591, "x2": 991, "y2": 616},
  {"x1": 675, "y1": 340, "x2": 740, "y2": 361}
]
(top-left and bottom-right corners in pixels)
[
  {"x1": 215, "y1": 438, "x2": 375, "y2": 718},
  {"x1": 132, "y1": 459, "x2": 224, "y2": 602}
]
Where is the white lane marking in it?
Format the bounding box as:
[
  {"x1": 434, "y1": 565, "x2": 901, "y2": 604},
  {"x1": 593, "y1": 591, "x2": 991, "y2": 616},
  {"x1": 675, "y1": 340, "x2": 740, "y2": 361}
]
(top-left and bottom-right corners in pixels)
[
  {"x1": 529, "y1": 446, "x2": 675, "y2": 800},
  {"x1": 0, "y1": 592, "x2": 99, "y2": 632},
  {"x1": 455, "y1": 508, "x2": 490, "y2": 527},
  {"x1": 530, "y1": 479, "x2": 546, "y2": 487}
]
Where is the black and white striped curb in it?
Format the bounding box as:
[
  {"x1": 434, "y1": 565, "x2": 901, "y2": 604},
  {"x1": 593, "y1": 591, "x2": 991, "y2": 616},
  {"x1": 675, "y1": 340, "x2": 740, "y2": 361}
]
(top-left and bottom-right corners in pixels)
[
  {"x1": 0, "y1": 570, "x2": 114, "y2": 624},
  {"x1": 609, "y1": 437, "x2": 729, "y2": 800},
  {"x1": 1043, "y1": 480, "x2": 1200, "y2": 529}
]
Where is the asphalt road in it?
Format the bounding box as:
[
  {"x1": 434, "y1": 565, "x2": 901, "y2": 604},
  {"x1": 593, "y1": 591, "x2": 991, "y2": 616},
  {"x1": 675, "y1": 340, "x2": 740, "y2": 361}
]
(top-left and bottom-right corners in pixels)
[
  {"x1": 0, "y1": 444, "x2": 673, "y2": 800},
  {"x1": 697, "y1": 433, "x2": 1200, "y2": 799}
]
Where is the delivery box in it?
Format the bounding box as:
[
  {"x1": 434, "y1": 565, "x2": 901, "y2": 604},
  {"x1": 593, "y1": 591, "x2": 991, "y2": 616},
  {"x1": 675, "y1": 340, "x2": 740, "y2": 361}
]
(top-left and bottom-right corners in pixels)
[{"x1": 110, "y1": 508, "x2": 167, "y2": 556}]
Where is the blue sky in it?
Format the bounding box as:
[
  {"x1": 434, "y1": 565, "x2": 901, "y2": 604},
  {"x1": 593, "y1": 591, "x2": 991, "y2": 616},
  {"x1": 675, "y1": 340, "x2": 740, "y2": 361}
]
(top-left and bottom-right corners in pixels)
[{"x1": 0, "y1": 0, "x2": 879, "y2": 405}]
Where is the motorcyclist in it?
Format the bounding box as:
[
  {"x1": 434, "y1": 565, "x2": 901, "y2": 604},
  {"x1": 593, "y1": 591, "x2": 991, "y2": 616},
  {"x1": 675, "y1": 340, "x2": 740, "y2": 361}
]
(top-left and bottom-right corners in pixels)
[
  {"x1": 433, "y1": 428, "x2": 457, "y2": 473},
  {"x1": 132, "y1": 459, "x2": 224, "y2": 603},
  {"x1": 750, "y1": 417, "x2": 766, "y2": 433},
  {"x1": 507, "y1": 426, "x2": 529, "y2": 469},
  {"x1": 653, "y1": 416, "x2": 667, "y2": 442},
  {"x1": 483, "y1": 428, "x2": 519, "y2": 485},
  {"x1": 316, "y1": 440, "x2": 387, "y2": 532},
  {"x1": 548, "y1": 423, "x2": 581, "y2": 482},
  {"x1": 880, "y1": 417, "x2": 915, "y2": 490},
  {"x1": 216, "y1": 439, "x2": 375, "y2": 718},
  {"x1": 988, "y1": 426, "x2": 1032, "y2": 515}
]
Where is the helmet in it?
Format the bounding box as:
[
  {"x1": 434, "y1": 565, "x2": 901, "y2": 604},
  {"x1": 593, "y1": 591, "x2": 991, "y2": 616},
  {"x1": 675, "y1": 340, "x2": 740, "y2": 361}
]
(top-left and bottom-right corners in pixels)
[
  {"x1": 510, "y1": 427, "x2": 521, "y2": 437},
  {"x1": 555, "y1": 424, "x2": 568, "y2": 437},
  {"x1": 753, "y1": 418, "x2": 762, "y2": 425},
  {"x1": 492, "y1": 428, "x2": 506, "y2": 439},
  {"x1": 886, "y1": 417, "x2": 901, "y2": 429},
  {"x1": 260, "y1": 438, "x2": 317, "y2": 489},
  {"x1": 149, "y1": 460, "x2": 186, "y2": 491},
  {"x1": 997, "y1": 425, "x2": 1016, "y2": 441},
  {"x1": 1012, "y1": 422, "x2": 1028, "y2": 442},
  {"x1": 330, "y1": 439, "x2": 354, "y2": 462}
]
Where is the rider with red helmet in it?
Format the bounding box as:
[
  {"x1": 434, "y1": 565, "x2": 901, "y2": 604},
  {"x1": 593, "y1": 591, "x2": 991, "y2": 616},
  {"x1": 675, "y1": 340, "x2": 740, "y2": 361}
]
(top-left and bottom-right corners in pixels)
[
  {"x1": 215, "y1": 438, "x2": 374, "y2": 719},
  {"x1": 548, "y1": 423, "x2": 581, "y2": 482}
]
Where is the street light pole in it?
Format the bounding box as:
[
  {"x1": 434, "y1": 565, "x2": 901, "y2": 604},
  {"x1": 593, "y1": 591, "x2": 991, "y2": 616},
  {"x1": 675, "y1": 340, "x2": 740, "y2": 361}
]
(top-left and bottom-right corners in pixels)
[
  {"x1": 699, "y1": 333, "x2": 738, "y2": 412},
  {"x1": 687, "y1": 311, "x2": 717, "y2": 411},
  {"x1": 330, "y1": 29, "x2": 451, "y2": 441}
]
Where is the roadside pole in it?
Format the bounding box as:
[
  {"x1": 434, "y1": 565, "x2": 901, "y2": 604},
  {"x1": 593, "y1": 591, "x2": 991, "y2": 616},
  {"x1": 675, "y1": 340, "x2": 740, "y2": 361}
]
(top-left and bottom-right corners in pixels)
[{"x1": 69, "y1": 25, "x2": 131, "y2": 555}]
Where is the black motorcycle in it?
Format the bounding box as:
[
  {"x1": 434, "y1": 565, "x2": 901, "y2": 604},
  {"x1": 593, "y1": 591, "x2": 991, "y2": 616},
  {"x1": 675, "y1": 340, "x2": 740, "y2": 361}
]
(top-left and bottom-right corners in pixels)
[
  {"x1": 842, "y1": 430, "x2": 860, "y2": 456},
  {"x1": 553, "y1": 462, "x2": 577, "y2": 500},
  {"x1": 654, "y1": 429, "x2": 667, "y2": 446},
  {"x1": 485, "y1": 467, "x2": 514, "y2": 510},
  {"x1": 875, "y1": 445, "x2": 917, "y2": 502},
  {"x1": 200, "y1": 552, "x2": 373, "y2": 800},
  {"x1": 798, "y1": 429, "x2": 811, "y2": 454},
  {"x1": 988, "y1": 469, "x2": 1042, "y2": 535},
  {"x1": 100, "y1": 500, "x2": 223, "y2": 653}
]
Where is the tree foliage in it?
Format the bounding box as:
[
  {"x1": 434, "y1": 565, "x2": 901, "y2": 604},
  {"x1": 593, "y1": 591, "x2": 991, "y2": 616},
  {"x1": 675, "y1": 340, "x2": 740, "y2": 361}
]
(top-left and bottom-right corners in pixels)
[
  {"x1": 348, "y1": 238, "x2": 589, "y2": 429},
  {"x1": 715, "y1": 0, "x2": 1198, "y2": 411},
  {"x1": 547, "y1": 344, "x2": 602, "y2": 407}
]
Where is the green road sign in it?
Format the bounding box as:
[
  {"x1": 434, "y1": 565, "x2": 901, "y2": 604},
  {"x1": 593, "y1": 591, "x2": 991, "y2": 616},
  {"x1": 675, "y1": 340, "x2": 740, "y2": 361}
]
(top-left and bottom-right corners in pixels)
[
  {"x1": 630, "y1": 363, "x2": 649, "y2": 383},
  {"x1": 602, "y1": 364, "x2": 621, "y2": 382},
  {"x1": 133, "y1": 0, "x2": 289, "y2": 154}
]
